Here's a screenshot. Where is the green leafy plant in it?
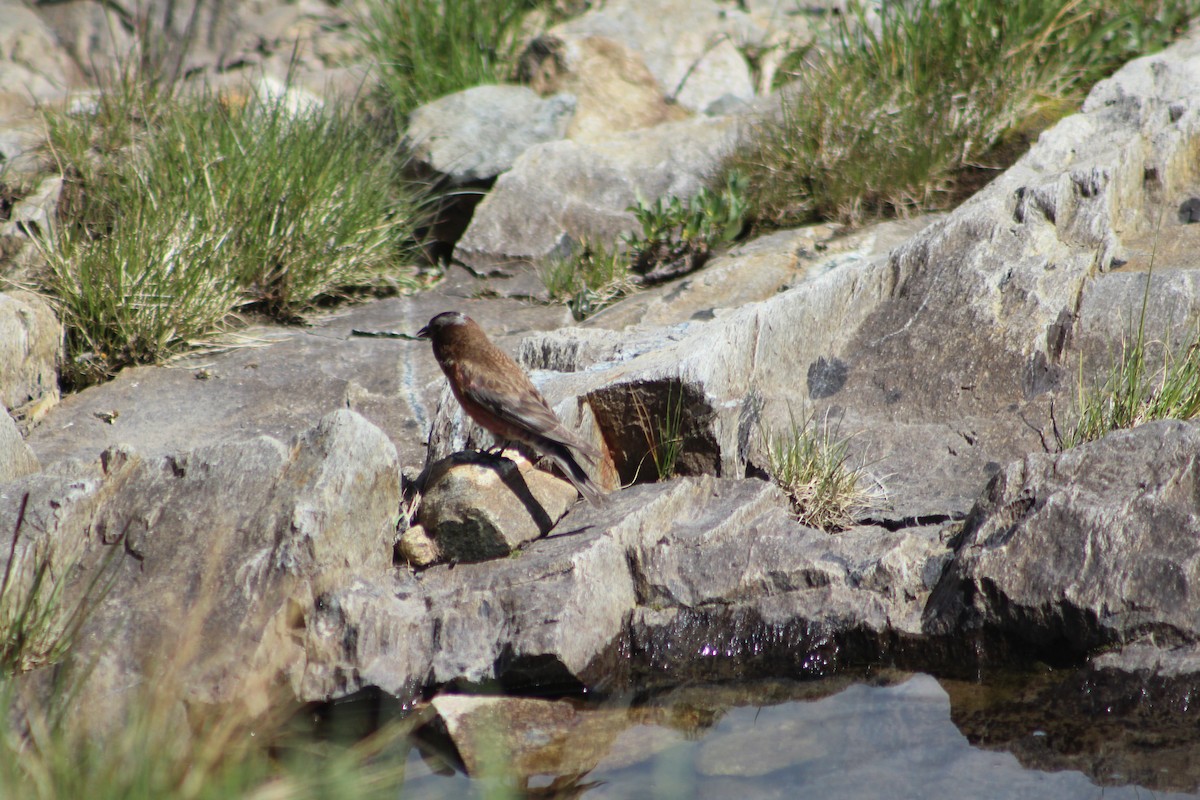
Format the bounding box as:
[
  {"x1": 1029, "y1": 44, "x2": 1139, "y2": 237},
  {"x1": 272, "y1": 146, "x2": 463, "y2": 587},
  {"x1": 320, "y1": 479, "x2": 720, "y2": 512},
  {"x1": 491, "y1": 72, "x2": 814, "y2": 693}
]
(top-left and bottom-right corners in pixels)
[
  {"x1": 625, "y1": 171, "x2": 748, "y2": 278},
  {"x1": 765, "y1": 412, "x2": 874, "y2": 531},
  {"x1": 37, "y1": 79, "x2": 429, "y2": 387},
  {"x1": 728, "y1": 0, "x2": 1194, "y2": 227}
]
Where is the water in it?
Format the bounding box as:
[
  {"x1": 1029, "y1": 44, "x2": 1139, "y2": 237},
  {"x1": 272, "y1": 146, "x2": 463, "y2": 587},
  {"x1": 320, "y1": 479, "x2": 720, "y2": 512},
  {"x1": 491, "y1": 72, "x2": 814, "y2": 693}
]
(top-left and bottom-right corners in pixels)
[{"x1": 391, "y1": 672, "x2": 1200, "y2": 799}]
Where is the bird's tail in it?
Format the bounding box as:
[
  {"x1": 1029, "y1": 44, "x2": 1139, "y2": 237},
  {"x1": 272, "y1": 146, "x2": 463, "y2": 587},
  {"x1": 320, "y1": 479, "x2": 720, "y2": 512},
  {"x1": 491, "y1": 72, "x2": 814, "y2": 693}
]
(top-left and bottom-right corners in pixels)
[{"x1": 544, "y1": 443, "x2": 607, "y2": 506}]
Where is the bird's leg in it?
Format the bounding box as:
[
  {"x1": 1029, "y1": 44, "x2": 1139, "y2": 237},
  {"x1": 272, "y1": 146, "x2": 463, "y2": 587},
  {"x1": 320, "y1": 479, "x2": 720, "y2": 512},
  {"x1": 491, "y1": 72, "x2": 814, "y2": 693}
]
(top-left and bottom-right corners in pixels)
[{"x1": 483, "y1": 439, "x2": 512, "y2": 459}]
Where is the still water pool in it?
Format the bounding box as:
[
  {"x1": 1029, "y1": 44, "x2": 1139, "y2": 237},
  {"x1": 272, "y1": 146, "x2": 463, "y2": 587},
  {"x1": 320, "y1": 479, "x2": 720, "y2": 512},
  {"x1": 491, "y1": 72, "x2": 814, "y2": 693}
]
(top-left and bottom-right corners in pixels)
[{"x1": 394, "y1": 672, "x2": 1199, "y2": 799}]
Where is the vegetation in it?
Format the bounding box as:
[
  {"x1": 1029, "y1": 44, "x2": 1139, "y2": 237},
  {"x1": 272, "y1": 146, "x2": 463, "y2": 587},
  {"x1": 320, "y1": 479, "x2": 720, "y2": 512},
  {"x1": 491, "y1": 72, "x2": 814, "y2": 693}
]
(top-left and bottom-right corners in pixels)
[
  {"x1": 624, "y1": 171, "x2": 748, "y2": 277},
  {"x1": 542, "y1": 173, "x2": 749, "y2": 320},
  {"x1": 1059, "y1": 263, "x2": 1200, "y2": 449},
  {"x1": 541, "y1": 238, "x2": 633, "y2": 320},
  {"x1": 36, "y1": 78, "x2": 429, "y2": 388},
  {"x1": 765, "y1": 412, "x2": 874, "y2": 531},
  {"x1": 356, "y1": 0, "x2": 548, "y2": 121},
  {"x1": 727, "y1": 0, "x2": 1194, "y2": 227},
  {"x1": 631, "y1": 384, "x2": 685, "y2": 481}
]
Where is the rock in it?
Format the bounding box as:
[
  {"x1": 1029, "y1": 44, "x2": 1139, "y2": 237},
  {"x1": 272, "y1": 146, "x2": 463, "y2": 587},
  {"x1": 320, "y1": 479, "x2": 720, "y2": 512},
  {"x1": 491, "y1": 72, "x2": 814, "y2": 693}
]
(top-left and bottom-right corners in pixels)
[
  {"x1": 417, "y1": 451, "x2": 582, "y2": 563},
  {"x1": 584, "y1": 217, "x2": 934, "y2": 330},
  {"x1": 25, "y1": 293, "x2": 569, "y2": 478},
  {"x1": 300, "y1": 572, "x2": 433, "y2": 702},
  {"x1": 520, "y1": 34, "x2": 689, "y2": 141},
  {"x1": 54, "y1": 410, "x2": 401, "y2": 720},
  {"x1": 404, "y1": 85, "x2": 576, "y2": 184},
  {"x1": 397, "y1": 524, "x2": 440, "y2": 568},
  {"x1": 0, "y1": 175, "x2": 63, "y2": 239},
  {"x1": 925, "y1": 420, "x2": 1200, "y2": 660},
  {"x1": 0, "y1": 407, "x2": 38, "y2": 482},
  {"x1": 424, "y1": 694, "x2": 629, "y2": 778},
  {"x1": 0, "y1": 470, "x2": 103, "y2": 617},
  {"x1": 454, "y1": 114, "x2": 741, "y2": 271},
  {"x1": 0, "y1": 0, "x2": 85, "y2": 120},
  {"x1": 0, "y1": 290, "x2": 61, "y2": 417},
  {"x1": 548, "y1": 0, "x2": 755, "y2": 114}
]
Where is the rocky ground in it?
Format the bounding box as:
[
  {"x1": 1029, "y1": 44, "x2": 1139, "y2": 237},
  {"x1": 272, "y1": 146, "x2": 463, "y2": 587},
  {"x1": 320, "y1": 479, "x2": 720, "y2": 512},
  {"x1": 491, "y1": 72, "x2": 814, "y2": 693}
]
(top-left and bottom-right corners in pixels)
[{"x1": 3, "y1": 0, "x2": 1200, "y2": 788}]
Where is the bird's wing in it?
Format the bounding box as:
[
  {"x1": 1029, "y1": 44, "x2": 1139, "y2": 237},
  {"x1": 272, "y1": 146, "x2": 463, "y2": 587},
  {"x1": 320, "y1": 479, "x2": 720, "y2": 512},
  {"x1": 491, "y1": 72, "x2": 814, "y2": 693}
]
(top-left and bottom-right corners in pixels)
[{"x1": 465, "y1": 370, "x2": 600, "y2": 461}]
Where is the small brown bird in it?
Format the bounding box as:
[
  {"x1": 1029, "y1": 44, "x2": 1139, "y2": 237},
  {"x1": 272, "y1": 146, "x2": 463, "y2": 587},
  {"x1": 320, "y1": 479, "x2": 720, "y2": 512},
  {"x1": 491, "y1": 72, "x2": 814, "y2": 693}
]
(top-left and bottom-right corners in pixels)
[{"x1": 419, "y1": 311, "x2": 606, "y2": 505}]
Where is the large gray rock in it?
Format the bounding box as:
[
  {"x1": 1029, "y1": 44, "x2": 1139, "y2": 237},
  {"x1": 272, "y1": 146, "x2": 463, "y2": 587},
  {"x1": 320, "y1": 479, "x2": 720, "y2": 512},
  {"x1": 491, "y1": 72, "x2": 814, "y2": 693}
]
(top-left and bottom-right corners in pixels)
[
  {"x1": 925, "y1": 420, "x2": 1200, "y2": 658},
  {"x1": 301, "y1": 476, "x2": 946, "y2": 700},
  {"x1": 454, "y1": 115, "x2": 742, "y2": 270},
  {"x1": 30, "y1": 410, "x2": 402, "y2": 719},
  {"x1": 404, "y1": 85, "x2": 576, "y2": 184},
  {"x1": 25, "y1": 292, "x2": 569, "y2": 477}
]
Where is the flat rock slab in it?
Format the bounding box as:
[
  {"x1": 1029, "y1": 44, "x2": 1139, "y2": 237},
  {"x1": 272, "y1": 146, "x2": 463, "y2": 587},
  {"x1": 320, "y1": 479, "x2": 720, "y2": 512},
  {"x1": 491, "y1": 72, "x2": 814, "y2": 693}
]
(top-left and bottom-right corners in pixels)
[{"x1": 25, "y1": 286, "x2": 571, "y2": 475}]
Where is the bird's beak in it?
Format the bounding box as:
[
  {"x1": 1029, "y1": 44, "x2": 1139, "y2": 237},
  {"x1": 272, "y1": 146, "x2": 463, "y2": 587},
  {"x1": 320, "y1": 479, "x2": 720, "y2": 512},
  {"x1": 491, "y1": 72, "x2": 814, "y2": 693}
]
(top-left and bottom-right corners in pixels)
[{"x1": 417, "y1": 325, "x2": 430, "y2": 340}]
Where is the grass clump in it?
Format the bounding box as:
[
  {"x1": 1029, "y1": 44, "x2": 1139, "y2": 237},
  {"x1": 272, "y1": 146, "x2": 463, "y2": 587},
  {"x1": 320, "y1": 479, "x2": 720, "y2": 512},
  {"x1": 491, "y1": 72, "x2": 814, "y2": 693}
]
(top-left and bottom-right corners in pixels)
[
  {"x1": 541, "y1": 238, "x2": 633, "y2": 320},
  {"x1": 1060, "y1": 334, "x2": 1200, "y2": 450},
  {"x1": 37, "y1": 79, "x2": 428, "y2": 387},
  {"x1": 729, "y1": 0, "x2": 1194, "y2": 227},
  {"x1": 1059, "y1": 261, "x2": 1200, "y2": 449},
  {"x1": 631, "y1": 385, "x2": 685, "y2": 481},
  {"x1": 356, "y1": 0, "x2": 546, "y2": 121},
  {"x1": 765, "y1": 412, "x2": 873, "y2": 531}
]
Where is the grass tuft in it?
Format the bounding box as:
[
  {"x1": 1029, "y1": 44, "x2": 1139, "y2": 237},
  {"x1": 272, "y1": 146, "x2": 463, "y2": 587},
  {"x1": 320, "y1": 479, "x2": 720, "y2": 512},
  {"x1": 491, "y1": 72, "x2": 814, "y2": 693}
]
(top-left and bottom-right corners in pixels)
[
  {"x1": 36, "y1": 79, "x2": 429, "y2": 387},
  {"x1": 356, "y1": 0, "x2": 545, "y2": 122},
  {"x1": 541, "y1": 238, "x2": 634, "y2": 320},
  {"x1": 728, "y1": 0, "x2": 1193, "y2": 227},
  {"x1": 765, "y1": 412, "x2": 874, "y2": 531}
]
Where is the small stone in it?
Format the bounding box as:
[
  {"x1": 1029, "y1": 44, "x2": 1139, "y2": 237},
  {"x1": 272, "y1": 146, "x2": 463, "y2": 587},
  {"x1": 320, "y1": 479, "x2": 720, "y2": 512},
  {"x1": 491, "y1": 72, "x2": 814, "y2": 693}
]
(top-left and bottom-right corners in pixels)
[{"x1": 397, "y1": 524, "x2": 440, "y2": 568}]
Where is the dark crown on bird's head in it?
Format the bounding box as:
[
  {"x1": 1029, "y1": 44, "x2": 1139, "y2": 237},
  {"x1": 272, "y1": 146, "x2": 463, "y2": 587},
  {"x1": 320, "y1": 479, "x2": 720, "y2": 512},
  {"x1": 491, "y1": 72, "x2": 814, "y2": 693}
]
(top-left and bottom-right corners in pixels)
[{"x1": 418, "y1": 311, "x2": 471, "y2": 339}]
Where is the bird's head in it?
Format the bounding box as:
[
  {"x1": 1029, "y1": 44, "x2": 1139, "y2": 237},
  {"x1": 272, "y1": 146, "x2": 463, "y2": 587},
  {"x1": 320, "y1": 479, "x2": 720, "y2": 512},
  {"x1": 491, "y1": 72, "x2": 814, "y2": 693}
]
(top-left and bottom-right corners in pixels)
[{"x1": 418, "y1": 311, "x2": 472, "y2": 342}]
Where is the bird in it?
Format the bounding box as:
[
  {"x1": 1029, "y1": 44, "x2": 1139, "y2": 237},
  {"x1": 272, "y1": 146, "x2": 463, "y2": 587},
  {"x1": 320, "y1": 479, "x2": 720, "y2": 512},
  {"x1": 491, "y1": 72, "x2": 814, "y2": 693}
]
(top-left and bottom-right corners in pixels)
[{"x1": 418, "y1": 311, "x2": 607, "y2": 506}]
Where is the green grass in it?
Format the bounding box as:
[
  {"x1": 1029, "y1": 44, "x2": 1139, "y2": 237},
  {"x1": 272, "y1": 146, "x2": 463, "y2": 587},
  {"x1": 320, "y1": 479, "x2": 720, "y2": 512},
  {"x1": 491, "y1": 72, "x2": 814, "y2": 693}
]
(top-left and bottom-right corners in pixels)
[
  {"x1": 631, "y1": 385, "x2": 685, "y2": 481},
  {"x1": 541, "y1": 238, "x2": 634, "y2": 320},
  {"x1": 728, "y1": 0, "x2": 1194, "y2": 227},
  {"x1": 765, "y1": 412, "x2": 873, "y2": 531},
  {"x1": 1059, "y1": 264, "x2": 1200, "y2": 449},
  {"x1": 356, "y1": 0, "x2": 547, "y2": 122},
  {"x1": 36, "y1": 78, "x2": 429, "y2": 387}
]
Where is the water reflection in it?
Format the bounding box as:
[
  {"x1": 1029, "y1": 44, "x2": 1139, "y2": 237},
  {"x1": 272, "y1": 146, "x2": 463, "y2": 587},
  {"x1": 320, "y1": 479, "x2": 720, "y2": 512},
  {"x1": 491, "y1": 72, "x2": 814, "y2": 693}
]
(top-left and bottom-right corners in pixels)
[{"x1": 397, "y1": 673, "x2": 1200, "y2": 799}]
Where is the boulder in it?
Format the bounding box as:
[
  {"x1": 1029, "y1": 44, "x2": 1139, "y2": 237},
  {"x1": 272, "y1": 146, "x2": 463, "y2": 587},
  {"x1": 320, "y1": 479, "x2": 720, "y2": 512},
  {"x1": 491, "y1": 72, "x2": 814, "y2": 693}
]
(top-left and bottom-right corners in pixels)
[
  {"x1": 49, "y1": 410, "x2": 401, "y2": 720},
  {"x1": 548, "y1": 0, "x2": 755, "y2": 114},
  {"x1": 0, "y1": 407, "x2": 37, "y2": 482},
  {"x1": 417, "y1": 451, "x2": 581, "y2": 563},
  {"x1": 520, "y1": 34, "x2": 688, "y2": 141},
  {"x1": 454, "y1": 115, "x2": 741, "y2": 271},
  {"x1": 404, "y1": 85, "x2": 576, "y2": 184},
  {"x1": 925, "y1": 420, "x2": 1200, "y2": 659}
]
